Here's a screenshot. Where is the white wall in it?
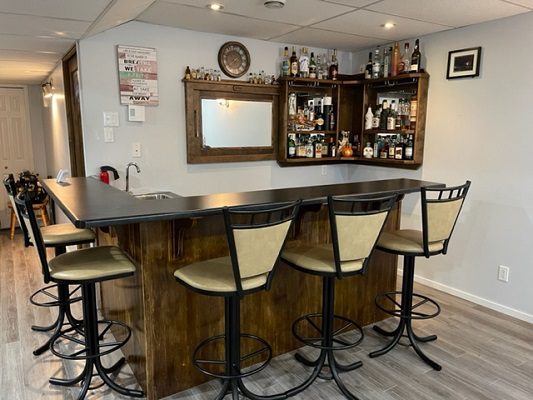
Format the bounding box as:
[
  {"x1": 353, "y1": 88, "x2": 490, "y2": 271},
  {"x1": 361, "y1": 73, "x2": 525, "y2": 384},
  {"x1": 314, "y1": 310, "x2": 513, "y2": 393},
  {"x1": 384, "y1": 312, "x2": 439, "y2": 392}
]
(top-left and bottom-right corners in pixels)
[
  {"x1": 26, "y1": 85, "x2": 47, "y2": 177},
  {"x1": 78, "y1": 22, "x2": 350, "y2": 195},
  {"x1": 351, "y1": 12, "x2": 533, "y2": 320}
]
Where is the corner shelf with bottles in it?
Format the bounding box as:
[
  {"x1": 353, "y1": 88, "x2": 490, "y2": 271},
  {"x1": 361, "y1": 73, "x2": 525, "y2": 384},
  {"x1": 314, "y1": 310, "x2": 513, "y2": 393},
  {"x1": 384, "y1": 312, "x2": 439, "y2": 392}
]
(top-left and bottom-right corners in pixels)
[
  {"x1": 277, "y1": 77, "x2": 341, "y2": 165},
  {"x1": 346, "y1": 72, "x2": 429, "y2": 168}
]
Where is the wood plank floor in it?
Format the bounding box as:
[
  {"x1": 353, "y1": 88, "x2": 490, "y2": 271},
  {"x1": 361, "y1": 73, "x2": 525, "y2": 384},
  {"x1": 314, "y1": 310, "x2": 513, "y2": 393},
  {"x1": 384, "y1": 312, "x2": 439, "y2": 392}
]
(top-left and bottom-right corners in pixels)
[{"x1": 1, "y1": 230, "x2": 532, "y2": 399}]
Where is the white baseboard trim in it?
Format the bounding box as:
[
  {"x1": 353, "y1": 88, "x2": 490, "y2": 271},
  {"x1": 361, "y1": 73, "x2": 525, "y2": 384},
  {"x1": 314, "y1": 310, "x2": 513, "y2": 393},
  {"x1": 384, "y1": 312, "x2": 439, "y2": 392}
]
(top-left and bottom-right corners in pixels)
[{"x1": 398, "y1": 269, "x2": 533, "y2": 324}]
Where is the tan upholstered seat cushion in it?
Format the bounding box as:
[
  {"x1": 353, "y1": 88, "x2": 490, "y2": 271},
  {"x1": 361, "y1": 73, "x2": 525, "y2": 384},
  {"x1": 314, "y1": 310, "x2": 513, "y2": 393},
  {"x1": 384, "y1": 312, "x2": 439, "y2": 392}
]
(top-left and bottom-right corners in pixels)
[
  {"x1": 282, "y1": 244, "x2": 364, "y2": 275},
  {"x1": 378, "y1": 230, "x2": 444, "y2": 255},
  {"x1": 49, "y1": 246, "x2": 136, "y2": 282},
  {"x1": 41, "y1": 223, "x2": 95, "y2": 246},
  {"x1": 174, "y1": 256, "x2": 268, "y2": 293}
]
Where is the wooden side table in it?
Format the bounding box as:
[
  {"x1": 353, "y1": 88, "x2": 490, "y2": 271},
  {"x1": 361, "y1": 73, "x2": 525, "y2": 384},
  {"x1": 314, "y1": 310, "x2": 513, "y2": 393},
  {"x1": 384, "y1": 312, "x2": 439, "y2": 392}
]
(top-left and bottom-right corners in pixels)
[{"x1": 7, "y1": 196, "x2": 49, "y2": 239}]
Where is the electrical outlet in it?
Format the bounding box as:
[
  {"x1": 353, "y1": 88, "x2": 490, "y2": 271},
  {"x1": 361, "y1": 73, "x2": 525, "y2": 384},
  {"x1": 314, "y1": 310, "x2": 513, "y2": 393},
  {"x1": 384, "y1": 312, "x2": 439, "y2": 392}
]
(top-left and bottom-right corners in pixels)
[
  {"x1": 497, "y1": 265, "x2": 509, "y2": 282},
  {"x1": 103, "y1": 127, "x2": 114, "y2": 142},
  {"x1": 132, "y1": 142, "x2": 141, "y2": 157},
  {"x1": 321, "y1": 165, "x2": 327, "y2": 176}
]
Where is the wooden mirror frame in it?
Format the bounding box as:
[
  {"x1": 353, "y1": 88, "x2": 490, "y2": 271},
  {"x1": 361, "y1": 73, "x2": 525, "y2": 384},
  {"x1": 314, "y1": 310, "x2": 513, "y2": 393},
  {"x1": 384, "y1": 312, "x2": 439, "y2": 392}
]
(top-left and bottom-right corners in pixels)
[{"x1": 184, "y1": 80, "x2": 279, "y2": 163}]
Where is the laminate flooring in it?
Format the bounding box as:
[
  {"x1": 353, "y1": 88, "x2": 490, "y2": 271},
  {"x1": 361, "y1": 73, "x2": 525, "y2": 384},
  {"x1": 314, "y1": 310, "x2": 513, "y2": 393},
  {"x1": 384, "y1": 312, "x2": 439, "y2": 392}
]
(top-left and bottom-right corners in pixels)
[{"x1": 1, "y1": 230, "x2": 532, "y2": 400}]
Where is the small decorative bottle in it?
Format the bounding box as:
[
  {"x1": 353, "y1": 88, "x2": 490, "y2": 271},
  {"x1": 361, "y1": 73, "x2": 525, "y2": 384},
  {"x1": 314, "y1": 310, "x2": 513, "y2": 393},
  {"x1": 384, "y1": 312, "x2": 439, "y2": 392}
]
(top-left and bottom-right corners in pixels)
[
  {"x1": 363, "y1": 142, "x2": 373, "y2": 158},
  {"x1": 365, "y1": 106, "x2": 373, "y2": 130}
]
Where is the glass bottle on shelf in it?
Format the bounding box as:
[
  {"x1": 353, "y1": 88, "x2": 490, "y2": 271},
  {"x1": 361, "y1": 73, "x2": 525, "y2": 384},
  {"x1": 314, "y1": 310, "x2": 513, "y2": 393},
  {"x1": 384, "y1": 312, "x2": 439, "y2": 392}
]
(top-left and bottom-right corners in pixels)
[
  {"x1": 372, "y1": 105, "x2": 381, "y2": 129},
  {"x1": 365, "y1": 106, "x2": 373, "y2": 130},
  {"x1": 281, "y1": 46, "x2": 289, "y2": 77},
  {"x1": 365, "y1": 52, "x2": 372, "y2": 79},
  {"x1": 372, "y1": 47, "x2": 381, "y2": 79},
  {"x1": 405, "y1": 134, "x2": 414, "y2": 160},
  {"x1": 290, "y1": 47, "x2": 299, "y2": 77},
  {"x1": 363, "y1": 142, "x2": 373, "y2": 158},
  {"x1": 394, "y1": 134, "x2": 404, "y2": 159},
  {"x1": 399, "y1": 42, "x2": 410, "y2": 74},
  {"x1": 410, "y1": 39, "x2": 421, "y2": 73},
  {"x1": 288, "y1": 136, "x2": 296, "y2": 158},
  {"x1": 383, "y1": 47, "x2": 391, "y2": 78},
  {"x1": 410, "y1": 95, "x2": 418, "y2": 130},
  {"x1": 321, "y1": 54, "x2": 329, "y2": 80},
  {"x1": 322, "y1": 97, "x2": 333, "y2": 131},
  {"x1": 379, "y1": 100, "x2": 389, "y2": 130},
  {"x1": 309, "y1": 52, "x2": 317, "y2": 79},
  {"x1": 388, "y1": 136, "x2": 396, "y2": 158},
  {"x1": 299, "y1": 47, "x2": 309, "y2": 78},
  {"x1": 328, "y1": 137, "x2": 337, "y2": 157},
  {"x1": 391, "y1": 42, "x2": 400, "y2": 77},
  {"x1": 329, "y1": 49, "x2": 338, "y2": 80}
]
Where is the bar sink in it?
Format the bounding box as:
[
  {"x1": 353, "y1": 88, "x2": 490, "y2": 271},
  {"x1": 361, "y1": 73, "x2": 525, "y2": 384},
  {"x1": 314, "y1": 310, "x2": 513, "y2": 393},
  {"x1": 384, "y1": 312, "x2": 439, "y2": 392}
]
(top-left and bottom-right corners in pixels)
[{"x1": 134, "y1": 192, "x2": 177, "y2": 200}]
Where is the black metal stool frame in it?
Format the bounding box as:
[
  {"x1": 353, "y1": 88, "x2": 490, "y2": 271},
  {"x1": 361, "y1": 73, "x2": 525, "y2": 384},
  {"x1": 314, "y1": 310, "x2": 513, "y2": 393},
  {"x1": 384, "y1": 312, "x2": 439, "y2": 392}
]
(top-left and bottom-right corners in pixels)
[
  {"x1": 4, "y1": 174, "x2": 91, "y2": 355},
  {"x1": 15, "y1": 191, "x2": 143, "y2": 399},
  {"x1": 175, "y1": 201, "x2": 313, "y2": 400},
  {"x1": 281, "y1": 194, "x2": 398, "y2": 400},
  {"x1": 369, "y1": 181, "x2": 471, "y2": 371}
]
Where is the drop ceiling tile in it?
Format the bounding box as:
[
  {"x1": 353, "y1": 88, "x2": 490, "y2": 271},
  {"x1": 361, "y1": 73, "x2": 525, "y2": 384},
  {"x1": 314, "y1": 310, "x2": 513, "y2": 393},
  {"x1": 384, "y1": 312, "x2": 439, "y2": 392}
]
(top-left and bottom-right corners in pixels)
[
  {"x1": 138, "y1": 2, "x2": 300, "y2": 40},
  {"x1": 163, "y1": 0, "x2": 354, "y2": 26},
  {"x1": 273, "y1": 27, "x2": 387, "y2": 52},
  {"x1": 313, "y1": 9, "x2": 449, "y2": 40},
  {"x1": 0, "y1": 34, "x2": 74, "y2": 54},
  {"x1": 505, "y1": 0, "x2": 533, "y2": 8},
  {"x1": 321, "y1": 0, "x2": 383, "y2": 7},
  {"x1": 0, "y1": 14, "x2": 90, "y2": 39},
  {"x1": 0, "y1": 0, "x2": 112, "y2": 21},
  {"x1": 0, "y1": 49, "x2": 63, "y2": 63},
  {"x1": 367, "y1": 0, "x2": 531, "y2": 27}
]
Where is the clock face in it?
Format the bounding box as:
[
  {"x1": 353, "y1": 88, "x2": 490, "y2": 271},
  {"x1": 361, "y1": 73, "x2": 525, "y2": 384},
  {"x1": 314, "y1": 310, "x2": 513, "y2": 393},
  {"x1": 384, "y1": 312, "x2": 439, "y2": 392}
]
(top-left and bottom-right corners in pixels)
[{"x1": 218, "y1": 42, "x2": 250, "y2": 78}]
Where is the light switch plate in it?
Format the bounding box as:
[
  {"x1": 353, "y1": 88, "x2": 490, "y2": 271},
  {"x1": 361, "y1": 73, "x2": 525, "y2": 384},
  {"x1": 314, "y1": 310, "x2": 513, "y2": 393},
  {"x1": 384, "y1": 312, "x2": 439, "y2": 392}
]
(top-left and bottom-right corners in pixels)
[
  {"x1": 128, "y1": 105, "x2": 145, "y2": 122},
  {"x1": 132, "y1": 142, "x2": 141, "y2": 157},
  {"x1": 103, "y1": 111, "x2": 119, "y2": 127},
  {"x1": 104, "y1": 127, "x2": 114, "y2": 142}
]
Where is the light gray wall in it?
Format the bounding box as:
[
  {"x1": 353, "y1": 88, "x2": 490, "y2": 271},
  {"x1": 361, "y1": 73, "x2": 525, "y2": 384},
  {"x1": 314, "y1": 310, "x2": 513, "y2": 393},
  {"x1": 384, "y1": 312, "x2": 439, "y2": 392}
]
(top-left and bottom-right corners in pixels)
[
  {"x1": 26, "y1": 85, "x2": 47, "y2": 177},
  {"x1": 351, "y1": 12, "x2": 533, "y2": 321},
  {"x1": 77, "y1": 22, "x2": 351, "y2": 195}
]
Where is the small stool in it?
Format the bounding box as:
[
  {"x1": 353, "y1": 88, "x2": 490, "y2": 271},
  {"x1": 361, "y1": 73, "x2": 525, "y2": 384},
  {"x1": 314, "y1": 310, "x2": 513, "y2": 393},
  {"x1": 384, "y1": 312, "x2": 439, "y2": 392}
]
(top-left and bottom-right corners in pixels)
[
  {"x1": 281, "y1": 194, "x2": 397, "y2": 400},
  {"x1": 7, "y1": 196, "x2": 49, "y2": 239},
  {"x1": 369, "y1": 181, "x2": 471, "y2": 371},
  {"x1": 174, "y1": 201, "x2": 299, "y2": 400},
  {"x1": 15, "y1": 191, "x2": 143, "y2": 399}
]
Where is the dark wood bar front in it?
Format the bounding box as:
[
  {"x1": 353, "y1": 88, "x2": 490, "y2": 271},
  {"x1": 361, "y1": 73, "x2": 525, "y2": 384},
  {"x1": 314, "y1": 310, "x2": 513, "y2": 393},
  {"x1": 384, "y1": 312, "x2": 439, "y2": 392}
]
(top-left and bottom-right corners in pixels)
[{"x1": 41, "y1": 178, "x2": 442, "y2": 399}]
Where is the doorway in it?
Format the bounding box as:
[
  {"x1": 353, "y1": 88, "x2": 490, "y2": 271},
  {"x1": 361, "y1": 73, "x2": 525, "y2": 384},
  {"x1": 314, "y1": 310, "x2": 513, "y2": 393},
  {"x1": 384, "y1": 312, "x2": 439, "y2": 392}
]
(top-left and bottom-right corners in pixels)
[{"x1": 0, "y1": 87, "x2": 34, "y2": 229}]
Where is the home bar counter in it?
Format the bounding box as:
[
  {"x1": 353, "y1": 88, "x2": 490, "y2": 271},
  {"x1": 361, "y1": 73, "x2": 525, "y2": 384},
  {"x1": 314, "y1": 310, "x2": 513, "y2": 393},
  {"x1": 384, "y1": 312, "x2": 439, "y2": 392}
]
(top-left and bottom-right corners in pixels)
[{"x1": 41, "y1": 177, "x2": 442, "y2": 400}]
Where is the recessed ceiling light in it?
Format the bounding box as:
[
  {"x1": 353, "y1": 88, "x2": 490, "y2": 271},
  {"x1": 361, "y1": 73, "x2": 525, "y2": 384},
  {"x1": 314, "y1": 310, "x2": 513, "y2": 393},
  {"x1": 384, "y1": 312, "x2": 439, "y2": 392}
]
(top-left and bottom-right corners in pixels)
[
  {"x1": 381, "y1": 22, "x2": 396, "y2": 30},
  {"x1": 264, "y1": 0, "x2": 286, "y2": 8},
  {"x1": 206, "y1": 3, "x2": 224, "y2": 11}
]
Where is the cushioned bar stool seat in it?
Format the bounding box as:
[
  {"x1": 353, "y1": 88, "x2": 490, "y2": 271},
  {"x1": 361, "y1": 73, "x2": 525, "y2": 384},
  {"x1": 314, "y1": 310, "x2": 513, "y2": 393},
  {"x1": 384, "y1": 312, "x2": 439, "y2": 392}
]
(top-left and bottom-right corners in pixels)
[
  {"x1": 174, "y1": 201, "x2": 300, "y2": 400},
  {"x1": 281, "y1": 194, "x2": 397, "y2": 400},
  {"x1": 15, "y1": 191, "x2": 143, "y2": 399},
  {"x1": 369, "y1": 181, "x2": 471, "y2": 371},
  {"x1": 3, "y1": 174, "x2": 96, "y2": 356}
]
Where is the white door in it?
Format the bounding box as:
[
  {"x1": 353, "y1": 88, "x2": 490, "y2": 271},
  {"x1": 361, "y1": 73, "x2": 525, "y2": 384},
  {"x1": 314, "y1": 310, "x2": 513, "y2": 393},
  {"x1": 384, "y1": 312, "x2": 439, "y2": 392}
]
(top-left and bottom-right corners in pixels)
[{"x1": 0, "y1": 87, "x2": 34, "y2": 229}]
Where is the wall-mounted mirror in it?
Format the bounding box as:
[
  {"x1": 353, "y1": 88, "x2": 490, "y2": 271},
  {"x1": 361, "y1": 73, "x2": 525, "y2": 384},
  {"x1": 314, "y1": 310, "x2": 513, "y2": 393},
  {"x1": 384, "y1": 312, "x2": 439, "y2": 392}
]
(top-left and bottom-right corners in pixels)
[{"x1": 184, "y1": 80, "x2": 279, "y2": 163}]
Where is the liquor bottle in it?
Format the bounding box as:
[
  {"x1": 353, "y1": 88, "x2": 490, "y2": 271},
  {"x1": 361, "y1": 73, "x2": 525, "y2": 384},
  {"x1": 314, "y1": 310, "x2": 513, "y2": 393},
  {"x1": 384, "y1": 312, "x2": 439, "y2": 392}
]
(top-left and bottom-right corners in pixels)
[
  {"x1": 404, "y1": 134, "x2": 414, "y2": 160},
  {"x1": 281, "y1": 46, "x2": 290, "y2": 77},
  {"x1": 299, "y1": 47, "x2": 309, "y2": 78},
  {"x1": 394, "y1": 135, "x2": 403, "y2": 159},
  {"x1": 364, "y1": 106, "x2": 373, "y2": 130},
  {"x1": 395, "y1": 100, "x2": 402, "y2": 130},
  {"x1": 290, "y1": 47, "x2": 299, "y2": 77},
  {"x1": 305, "y1": 137, "x2": 314, "y2": 158},
  {"x1": 309, "y1": 52, "x2": 317, "y2": 79},
  {"x1": 365, "y1": 52, "x2": 372, "y2": 79},
  {"x1": 288, "y1": 136, "x2": 296, "y2": 158},
  {"x1": 387, "y1": 100, "x2": 396, "y2": 130},
  {"x1": 373, "y1": 137, "x2": 380, "y2": 158},
  {"x1": 184, "y1": 66, "x2": 191, "y2": 80},
  {"x1": 322, "y1": 96, "x2": 333, "y2": 130},
  {"x1": 388, "y1": 136, "x2": 396, "y2": 158},
  {"x1": 383, "y1": 47, "x2": 390, "y2": 78},
  {"x1": 321, "y1": 53, "x2": 329, "y2": 80},
  {"x1": 372, "y1": 47, "x2": 381, "y2": 79},
  {"x1": 316, "y1": 54, "x2": 323, "y2": 79},
  {"x1": 380, "y1": 137, "x2": 389, "y2": 158},
  {"x1": 391, "y1": 42, "x2": 400, "y2": 77},
  {"x1": 372, "y1": 106, "x2": 381, "y2": 129},
  {"x1": 315, "y1": 136, "x2": 323, "y2": 158},
  {"x1": 410, "y1": 95, "x2": 418, "y2": 130},
  {"x1": 328, "y1": 107, "x2": 335, "y2": 131},
  {"x1": 410, "y1": 39, "x2": 421, "y2": 73},
  {"x1": 329, "y1": 49, "x2": 338, "y2": 80},
  {"x1": 328, "y1": 137, "x2": 336, "y2": 157},
  {"x1": 379, "y1": 100, "x2": 389, "y2": 130},
  {"x1": 398, "y1": 42, "x2": 410, "y2": 74},
  {"x1": 363, "y1": 142, "x2": 373, "y2": 158}
]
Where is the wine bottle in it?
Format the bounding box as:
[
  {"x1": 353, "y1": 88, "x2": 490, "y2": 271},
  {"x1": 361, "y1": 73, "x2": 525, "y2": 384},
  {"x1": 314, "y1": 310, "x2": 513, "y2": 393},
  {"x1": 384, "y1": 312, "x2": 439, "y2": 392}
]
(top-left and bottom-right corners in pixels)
[
  {"x1": 410, "y1": 39, "x2": 421, "y2": 73},
  {"x1": 309, "y1": 52, "x2": 317, "y2": 79},
  {"x1": 290, "y1": 47, "x2": 298, "y2": 77}
]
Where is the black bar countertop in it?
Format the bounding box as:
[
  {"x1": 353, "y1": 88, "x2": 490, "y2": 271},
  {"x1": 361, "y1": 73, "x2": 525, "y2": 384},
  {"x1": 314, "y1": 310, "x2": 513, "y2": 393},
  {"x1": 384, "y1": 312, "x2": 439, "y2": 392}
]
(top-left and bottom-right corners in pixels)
[{"x1": 41, "y1": 177, "x2": 442, "y2": 229}]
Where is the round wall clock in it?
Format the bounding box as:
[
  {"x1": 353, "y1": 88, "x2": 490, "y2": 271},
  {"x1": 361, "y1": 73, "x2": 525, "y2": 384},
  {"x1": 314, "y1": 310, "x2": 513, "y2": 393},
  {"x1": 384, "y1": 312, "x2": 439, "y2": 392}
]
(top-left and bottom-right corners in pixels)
[{"x1": 218, "y1": 41, "x2": 250, "y2": 78}]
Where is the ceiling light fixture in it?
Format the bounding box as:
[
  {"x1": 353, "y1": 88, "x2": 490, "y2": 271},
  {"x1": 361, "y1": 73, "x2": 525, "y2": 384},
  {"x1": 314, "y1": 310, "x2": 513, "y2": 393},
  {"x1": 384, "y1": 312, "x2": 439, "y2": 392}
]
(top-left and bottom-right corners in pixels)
[
  {"x1": 382, "y1": 22, "x2": 396, "y2": 30},
  {"x1": 264, "y1": 0, "x2": 286, "y2": 9},
  {"x1": 207, "y1": 3, "x2": 224, "y2": 11}
]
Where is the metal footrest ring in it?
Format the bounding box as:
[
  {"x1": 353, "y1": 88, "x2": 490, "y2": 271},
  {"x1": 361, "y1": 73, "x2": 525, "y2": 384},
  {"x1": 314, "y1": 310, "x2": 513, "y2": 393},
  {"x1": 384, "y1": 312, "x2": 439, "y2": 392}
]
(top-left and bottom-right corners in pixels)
[
  {"x1": 29, "y1": 284, "x2": 82, "y2": 308},
  {"x1": 192, "y1": 333, "x2": 272, "y2": 380},
  {"x1": 292, "y1": 312, "x2": 363, "y2": 350},
  {"x1": 50, "y1": 319, "x2": 131, "y2": 361},
  {"x1": 375, "y1": 291, "x2": 441, "y2": 320}
]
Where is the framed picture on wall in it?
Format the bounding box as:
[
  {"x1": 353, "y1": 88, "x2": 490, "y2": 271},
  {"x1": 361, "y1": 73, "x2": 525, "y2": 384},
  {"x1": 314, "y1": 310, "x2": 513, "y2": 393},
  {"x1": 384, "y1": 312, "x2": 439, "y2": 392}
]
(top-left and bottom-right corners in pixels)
[{"x1": 446, "y1": 47, "x2": 482, "y2": 79}]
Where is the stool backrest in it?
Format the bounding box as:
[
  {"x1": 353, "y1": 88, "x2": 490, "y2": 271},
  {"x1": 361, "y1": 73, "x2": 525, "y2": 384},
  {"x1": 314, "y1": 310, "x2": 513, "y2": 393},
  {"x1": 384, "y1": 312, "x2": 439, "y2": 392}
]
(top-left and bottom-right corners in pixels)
[
  {"x1": 14, "y1": 190, "x2": 51, "y2": 283},
  {"x1": 421, "y1": 180, "x2": 471, "y2": 257},
  {"x1": 224, "y1": 200, "x2": 300, "y2": 294},
  {"x1": 3, "y1": 174, "x2": 30, "y2": 246},
  {"x1": 329, "y1": 194, "x2": 397, "y2": 278}
]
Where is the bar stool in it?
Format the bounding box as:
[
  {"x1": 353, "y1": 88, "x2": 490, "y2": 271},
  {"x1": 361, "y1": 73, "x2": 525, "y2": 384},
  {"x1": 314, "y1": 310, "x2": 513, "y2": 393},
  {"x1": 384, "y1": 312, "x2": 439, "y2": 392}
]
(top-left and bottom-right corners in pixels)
[
  {"x1": 369, "y1": 181, "x2": 471, "y2": 371},
  {"x1": 3, "y1": 174, "x2": 96, "y2": 356},
  {"x1": 174, "y1": 201, "x2": 300, "y2": 400},
  {"x1": 281, "y1": 194, "x2": 397, "y2": 400},
  {"x1": 15, "y1": 190, "x2": 143, "y2": 399},
  {"x1": 7, "y1": 196, "x2": 49, "y2": 239}
]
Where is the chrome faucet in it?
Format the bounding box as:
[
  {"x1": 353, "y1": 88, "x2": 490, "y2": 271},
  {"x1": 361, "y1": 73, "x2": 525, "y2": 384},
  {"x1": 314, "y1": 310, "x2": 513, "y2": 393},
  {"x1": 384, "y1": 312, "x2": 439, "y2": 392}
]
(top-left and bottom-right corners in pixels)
[{"x1": 125, "y1": 162, "x2": 141, "y2": 193}]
